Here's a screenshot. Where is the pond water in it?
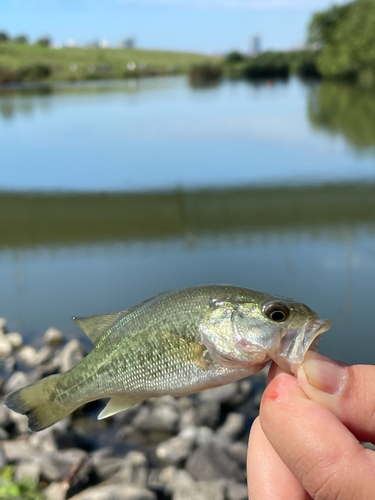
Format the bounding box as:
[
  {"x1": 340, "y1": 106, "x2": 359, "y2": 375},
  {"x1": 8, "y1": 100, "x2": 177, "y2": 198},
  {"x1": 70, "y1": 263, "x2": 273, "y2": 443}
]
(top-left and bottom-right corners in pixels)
[{"x1": 1, "y1": 76, "x2": 375, "y2": 365}]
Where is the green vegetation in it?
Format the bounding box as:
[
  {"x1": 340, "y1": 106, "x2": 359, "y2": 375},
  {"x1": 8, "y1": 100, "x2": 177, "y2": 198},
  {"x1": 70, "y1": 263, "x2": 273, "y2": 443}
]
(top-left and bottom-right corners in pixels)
[
  {"x1": 0, "y1": 466, "x2": 44, "y2": 500},
  {"x1": 224, "y1": 49, "x2": 321, "y2": 81},
  {"x1": 309, "y1": 0, "x2": 375, "y2": 84},
  {"x1": 1, "y1": 183, "x2": 375, "y2": 250},
  {"x1": 0, "y1": 43, "x2": 217, "y2": 83},
  {"x1": 308, "y1": 81, "x2": 375, "y2": 150}
]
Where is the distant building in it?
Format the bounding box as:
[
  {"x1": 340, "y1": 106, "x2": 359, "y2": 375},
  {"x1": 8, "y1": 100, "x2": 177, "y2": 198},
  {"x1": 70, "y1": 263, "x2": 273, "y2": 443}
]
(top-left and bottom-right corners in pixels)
[
  {"x1": 250, "y1": 35, "x2": 261, "y2": 56},
  {"x1": 66, "y1": 38, "x2": 77, "y2": 47},
  {"x1": 100, "y1": 39, "x2": 110, "y2": 48},
  {"x1": 118, "y1": 38, "x2": 136, "y2": 49}
]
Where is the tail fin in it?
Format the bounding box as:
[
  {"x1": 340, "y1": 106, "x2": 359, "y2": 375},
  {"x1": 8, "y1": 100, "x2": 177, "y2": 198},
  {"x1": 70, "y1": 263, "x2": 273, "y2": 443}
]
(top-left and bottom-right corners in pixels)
[{"x1": 5, "y1": 375, "x2": 73, "y2": 432}]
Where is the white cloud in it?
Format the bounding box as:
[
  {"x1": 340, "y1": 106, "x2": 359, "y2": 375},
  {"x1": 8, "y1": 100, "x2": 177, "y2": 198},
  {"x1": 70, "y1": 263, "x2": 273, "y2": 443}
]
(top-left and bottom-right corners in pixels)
[{"x1": 117, "y1": 0, "x2": 347, "y2": 9}]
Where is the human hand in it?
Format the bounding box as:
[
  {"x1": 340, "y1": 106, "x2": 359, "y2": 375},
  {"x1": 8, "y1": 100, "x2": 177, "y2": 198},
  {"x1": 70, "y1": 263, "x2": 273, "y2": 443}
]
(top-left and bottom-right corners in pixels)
[{"x1": 247, "y1": 351, "x2": 375, "y2": 500}]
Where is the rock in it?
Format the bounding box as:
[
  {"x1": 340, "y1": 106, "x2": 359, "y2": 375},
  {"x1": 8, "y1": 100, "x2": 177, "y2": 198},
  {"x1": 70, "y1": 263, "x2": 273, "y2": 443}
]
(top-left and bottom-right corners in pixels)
[
  {"x1": 217, "y1": 413, "x2": 245, "y2": 441},
  {"x1": 0, "y1": 336, "x2": 12, "y2": 357},
  {"x1": 14, "y1": 460, "x2": 41, "y2": 483},
  {"x1": 69, "y1": 484, "x2": 156, "y2": 500},
  {"x1": 0, "y1": 443, "x2": 8, "y2": 469},
  {"x1": 43, "y1": 481, "x2": 68, "y2": 500},
  {"x1": 198, "y1": 380, "x2": 252, "y2": 406},
  {"x1": 228, "y1": 442, "x2": 247, "y2": 468},
  {"x1": 6, "y1": 332, "x2": 23, "y2": 349},
  {"x1": 3, "y1": 440, "x2": 34, "y2": 461},
  {"x1": 133, "y1": 404, "x2": 179, "y2": 433},
  {"x1": 0, "y1": 404, "x2": 12, "y2": 428},
  {"x1": 195, "y1": 401, "x2": 220, "y2": 428},
  {"x1": 171, "y1": 470, "x2": 225, "y2": 500},
  {"x1": 40, "y1": 448, "x2": 88, "y2": 482},
  {"x1": 156, "y1": 465, "x2": 178, "y2": 489},
  {"x1": 185, "y1": 441, "x2": 245, "y2": 482},
  {"x1": 8, "y1": 409, "x2": 29, "y2": 434},
  {"x1": 17, "y1": 345, "x2": 53, "y2": 368},
  {"x1": 0, "y1": 317, "x2": 7, "y2": 334},
  {"x1": 59, "y1": 339, "x2": 84, "y2": 372},
  {"x1": 114, "y1": 451, "x2": 148, "y2": 488},
  {"x1": 195, "y1": 426, "x2": 214, "y2": 446},
  {"x1": 28, "y1": 427, "x2": 58, "y2": 452},
  {"x1": 4, "y1": 370, "x2": 31, "y2": 394},
  {"x1": 226, "y1": 481, "x2": 249, "y2": 500},
  {"x1": 44, "y1": 327, "x2": 64, "y2": 347},
  {"x1": 156, "y1": 436, "x2": 193, "y2": 465}
]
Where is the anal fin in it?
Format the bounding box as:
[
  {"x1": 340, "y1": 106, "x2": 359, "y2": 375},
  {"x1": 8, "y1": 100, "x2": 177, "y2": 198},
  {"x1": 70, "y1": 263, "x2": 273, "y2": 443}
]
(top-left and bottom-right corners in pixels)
[{"x1": 97, "y1": 396, "x2": 142, "y2": 420}]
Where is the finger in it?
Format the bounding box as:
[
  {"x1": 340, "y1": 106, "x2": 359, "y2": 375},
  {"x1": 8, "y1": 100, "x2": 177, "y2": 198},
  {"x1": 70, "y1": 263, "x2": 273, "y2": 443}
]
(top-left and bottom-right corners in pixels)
[
  {"x1": 260, "y1": 371, "x2": 375, "y2": 499},
  {"x1": 247, "y1": 417, "x2": 311, "y2": 500},
  {"x1": 297, "y1": 351, "x2": 375, "y2": 443}
]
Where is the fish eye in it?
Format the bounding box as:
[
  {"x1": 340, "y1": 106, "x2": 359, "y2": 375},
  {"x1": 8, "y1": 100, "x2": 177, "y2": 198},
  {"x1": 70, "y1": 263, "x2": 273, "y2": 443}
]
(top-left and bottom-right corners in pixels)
[{"x1": 263, "y1": 301, "x2": 290, "y2": 322}]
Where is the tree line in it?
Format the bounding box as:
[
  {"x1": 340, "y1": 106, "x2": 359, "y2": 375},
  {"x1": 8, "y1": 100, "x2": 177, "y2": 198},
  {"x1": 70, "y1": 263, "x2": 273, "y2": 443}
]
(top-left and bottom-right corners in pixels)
[{"x1": 0, "y1": 32, "x2": 51, "y2": 47}]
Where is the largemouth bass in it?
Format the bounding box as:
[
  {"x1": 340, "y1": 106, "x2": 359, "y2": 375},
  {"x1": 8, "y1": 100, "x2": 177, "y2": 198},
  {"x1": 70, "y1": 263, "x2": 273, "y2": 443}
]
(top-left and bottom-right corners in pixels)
[{"x1": 5, "y1": 284, "x2": 331, "y2": 432}]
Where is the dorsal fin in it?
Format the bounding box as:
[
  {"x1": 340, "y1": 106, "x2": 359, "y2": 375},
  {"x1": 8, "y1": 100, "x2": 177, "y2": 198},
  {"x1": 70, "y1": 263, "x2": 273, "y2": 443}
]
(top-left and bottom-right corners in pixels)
[
  {"x1": 73, "y1": 312, "x2": 121, "y2": 345},
  {"x1": 73, "y1": 290, "x2": 175, "y2": 345}
]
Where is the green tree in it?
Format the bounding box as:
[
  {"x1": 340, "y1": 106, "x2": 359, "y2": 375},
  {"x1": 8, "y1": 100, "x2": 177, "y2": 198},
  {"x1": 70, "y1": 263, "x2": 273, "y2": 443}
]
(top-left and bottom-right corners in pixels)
[
  {"x1": 309, "y1": 0, "x2": 375, "y2": 82},
  {"x1": 0, "y1": 32, "x2": 9, "y2": 42},
  {"x1": 36, "y1": 36, "x2": 51, "y2": 47},
  {"x1": 14, "y1": 35, "x2": 28, "y2": 44}
]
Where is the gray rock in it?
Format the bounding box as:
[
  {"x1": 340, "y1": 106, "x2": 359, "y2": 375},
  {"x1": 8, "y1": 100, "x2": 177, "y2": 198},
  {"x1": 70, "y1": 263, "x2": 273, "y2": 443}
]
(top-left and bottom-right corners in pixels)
[
  {"x1": 195, "y1": 401, "x2": 220, "y2": 428},
  {"x1": 114, "y1": 451, "x2": 148, "y2": 488},
  {"x1": 133, "y1": 404, "x2": 179, "y2": 433},
  {"x1": 179, "y1": 407, "x2": 197, "y2": 429},
  {"x1": 14, "y1": 460, "x2": 41, "y2": 483},
  {"x1": 226, "y1": 481, "x2": 249, "y2": 500},
  {"x1": 217, "y1": 413, "x2": 245, "y2": 441},
  {"x1": 28, "y1": 427, "x2": 58, "y2": 452},
  {"x1": 6, "y1": 332, "x2": 23, "y2": 349},
  {"x1": 69, "y1": 484, "x2": 156, "y2": 500},
  {"x1": 3, "y1": 440, "x2": 34, "y2": 461},
  {"x1": 228, "y1": 442, "x2": 247, "y2": 468},
  {"x1": 195, "y1": 426, "x2": 214, "y2": 445},
  {"x1": 41, "y1": 448, "x2": 88, "y2": 482},
  {"x1": 44, "y1": 327, "x2": 64, "y2": 347},
  {"x1": 185, "y1": 441, "x2": 245, "y2": 482},
  {"x1": 155, "y1": 465, "x2": 178, "y2": 489},
  {"x1": 59, "y1": 339, "x2": 84, "y2": 372},
  {"x1": 43, "y1": 481, "x2": 68, "y2": 500},
  {"x1": 0, "y1": 318, "x2": 7, "y2": 334},
  {"x1": 17, "y1": 345, "x2": 53, "y2": 368},
  {"x1": 156, "y1": 436, "x2": 193, "y2": 465},
  {"x1": 0, "y1": 428, "x2": 9, "y2": 440},
  {"x1": 198, "y1": 380, "x2": 252, "y2": 406},
  {"x1": 9, "y1": 409, "x2": 29, "y2": 434},
  {"x1": 171, "y1": 470, "x2": 225, "y2": 500},
  {"x1": 0, "y1": 336, "x2": 12, "y2": 357},
  {"x1": 0, "y1": 404, "x2": 12, "y2": 427},
  {"x1": 4, "y1": 371, "x2": 29, "y2": 394},
  {"x1": 0, "y1": 443, "x2": 8, "y2": 469},
  {"x1": 92, "y1": 456, "x2": 125, "y2": 482}
]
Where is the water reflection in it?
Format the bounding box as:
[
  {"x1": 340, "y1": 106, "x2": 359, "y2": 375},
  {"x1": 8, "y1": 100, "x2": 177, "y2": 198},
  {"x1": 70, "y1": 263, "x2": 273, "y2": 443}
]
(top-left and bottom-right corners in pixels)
[
  {"x1": 1, "y1": 184, "x2": 375, "y2": 249},
  {"x1": 308, "y1": 81, "x2": 375, "y2": 150}
]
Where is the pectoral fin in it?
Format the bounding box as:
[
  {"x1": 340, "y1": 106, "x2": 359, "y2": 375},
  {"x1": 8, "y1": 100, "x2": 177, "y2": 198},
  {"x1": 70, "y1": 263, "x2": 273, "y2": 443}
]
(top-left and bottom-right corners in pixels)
[{"x1": 97, "y1": 396, "x2": 142, "y2": 420}]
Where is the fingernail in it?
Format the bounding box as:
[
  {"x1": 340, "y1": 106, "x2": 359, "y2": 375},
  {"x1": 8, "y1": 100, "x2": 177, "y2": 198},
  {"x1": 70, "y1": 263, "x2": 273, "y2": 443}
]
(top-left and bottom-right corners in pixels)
[{"x1": 301, "y1": 353, "x2": 347, "y2": 395}]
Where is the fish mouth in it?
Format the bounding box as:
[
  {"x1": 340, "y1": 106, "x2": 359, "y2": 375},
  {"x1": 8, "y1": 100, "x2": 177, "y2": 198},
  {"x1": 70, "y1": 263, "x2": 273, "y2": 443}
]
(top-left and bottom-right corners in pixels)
[{"x1": 272, "y1": 317, "x2": 332, "y2": 375}]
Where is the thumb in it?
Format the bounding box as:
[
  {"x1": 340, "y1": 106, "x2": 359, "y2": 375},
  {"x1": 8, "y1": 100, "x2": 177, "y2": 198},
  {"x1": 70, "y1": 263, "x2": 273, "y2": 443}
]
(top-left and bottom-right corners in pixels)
[{"x1": 297, "y1": 351, "x2": 375, "y2": 443}]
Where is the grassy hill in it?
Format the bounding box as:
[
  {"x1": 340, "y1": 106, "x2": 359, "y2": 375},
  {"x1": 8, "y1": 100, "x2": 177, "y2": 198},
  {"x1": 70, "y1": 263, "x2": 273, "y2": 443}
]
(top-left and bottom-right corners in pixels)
[{"x1": 0, "y1": 43, "x2": 218, "y2": 82}]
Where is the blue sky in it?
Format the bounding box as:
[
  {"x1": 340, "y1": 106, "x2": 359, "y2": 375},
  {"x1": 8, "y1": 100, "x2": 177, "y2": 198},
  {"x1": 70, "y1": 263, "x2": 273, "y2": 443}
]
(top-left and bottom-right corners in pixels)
[{"x1": 1, "y1": 0, "x2": 347, "y2": 53}]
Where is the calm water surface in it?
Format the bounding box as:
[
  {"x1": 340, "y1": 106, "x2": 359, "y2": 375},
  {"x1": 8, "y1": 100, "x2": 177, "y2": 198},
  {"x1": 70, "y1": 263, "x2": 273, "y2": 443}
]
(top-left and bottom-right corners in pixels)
[{"x1": 1, "y1": 76, "x2": 375, "y2": 365}]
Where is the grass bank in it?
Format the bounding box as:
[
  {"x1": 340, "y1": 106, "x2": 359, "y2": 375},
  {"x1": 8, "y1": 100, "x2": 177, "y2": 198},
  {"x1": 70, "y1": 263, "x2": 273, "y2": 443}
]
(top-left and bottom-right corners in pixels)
[{"x1": 0, "y1": 43, "x2": 217, "y2": 83}]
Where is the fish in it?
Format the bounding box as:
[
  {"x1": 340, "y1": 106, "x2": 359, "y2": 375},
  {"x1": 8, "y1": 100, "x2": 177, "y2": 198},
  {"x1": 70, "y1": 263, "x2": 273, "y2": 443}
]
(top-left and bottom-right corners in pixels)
[{"x1": 4, "y1": 284, "x2": 331, "y2": 432}]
